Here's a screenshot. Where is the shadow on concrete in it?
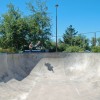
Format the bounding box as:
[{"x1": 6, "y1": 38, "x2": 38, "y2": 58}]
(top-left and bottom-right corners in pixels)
[
  {"x1": 45, "y1": 63, "x2": 54, "y2": 73},
  {"x1": 0, "y1": 54, "x2": 42, "y2": 83}
]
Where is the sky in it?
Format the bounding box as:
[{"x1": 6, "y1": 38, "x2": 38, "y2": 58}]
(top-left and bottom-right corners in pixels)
[{"x1": 0, "y1": 0, "x2": 100, "y2": 40}]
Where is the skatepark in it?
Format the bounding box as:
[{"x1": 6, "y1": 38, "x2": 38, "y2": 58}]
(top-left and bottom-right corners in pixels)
[{"x1": 0, "y1": 53, "x2": 100, "y2": 100}]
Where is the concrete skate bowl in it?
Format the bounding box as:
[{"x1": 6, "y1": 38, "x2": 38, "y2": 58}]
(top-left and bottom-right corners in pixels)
[{"x1": 0, "y1": 53, "x2": 100, "y2": 100}]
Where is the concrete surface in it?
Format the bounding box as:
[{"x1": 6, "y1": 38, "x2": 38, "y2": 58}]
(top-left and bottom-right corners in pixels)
[{"x1": 0, "y1": 53, "x2": 100, "y2": 100}]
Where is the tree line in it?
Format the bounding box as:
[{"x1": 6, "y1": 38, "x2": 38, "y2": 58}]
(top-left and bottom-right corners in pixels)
[{"x1": 0, "y1": 0, "x2": 100, "y2": 53}]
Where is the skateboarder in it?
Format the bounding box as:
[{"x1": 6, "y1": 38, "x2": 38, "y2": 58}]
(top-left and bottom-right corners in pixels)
[{"x1": 29, "y1": 42, "x2": 33, "y2": 52}]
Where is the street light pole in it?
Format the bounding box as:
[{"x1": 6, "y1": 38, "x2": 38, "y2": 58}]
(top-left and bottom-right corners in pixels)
[{"x1": 55, "y1": 4, "x2": 58, "y2": 52}]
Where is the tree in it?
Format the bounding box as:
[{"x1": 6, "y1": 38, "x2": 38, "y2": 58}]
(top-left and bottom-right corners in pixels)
[
  {"x1": 0, "y1": 3, "x2": 30, "y2": 50},
  {"x1": 97, "y1": 37, "x2": 100, "y2": 46},
  {"x1": 63, "y1": 25, "x2": 78, "y2": 46},
  {"x1": 91, "y1": 37, "x2": 96, "y2": 47},
  {"x1": 62, "y1": 25, "x2": 90, "y2": 52},
  {"x1": 74, "y1": 34, "x2": 89, "y2": 50},
  {"x1": 27, "y1": 0, "x2": 51, "y2": 49}
]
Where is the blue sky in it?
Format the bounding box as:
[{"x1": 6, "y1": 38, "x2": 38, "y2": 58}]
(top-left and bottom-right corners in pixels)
[{"x1": 0, "y1": 0, "x2": 100, "y2": 40}]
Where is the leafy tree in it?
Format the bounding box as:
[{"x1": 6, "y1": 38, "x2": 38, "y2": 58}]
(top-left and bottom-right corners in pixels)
[
  {"x1": 62, "y1": 25, "x2": 90, "y2": 52},
  {"x1": 27, "y1": 0, "x2": 51, "y2": 49},
  {"x1": 63, "y1": 25, "x2": 78, "y2": 46},
  {"x1": 91, "y1": 37, "x2": 96, "y2": 47},
  {"x1": 97, "y1": 37, "x2": 100, "y2": 46},
  {"x1": 0, "y1": 3, "x2": 30, "y2": 50},
  {"x1": 57, "y1": 39, "x2": 67, "y2": 52},
  {"x1": 74, "y1": 34, "x2": 89, "y2": 50}
]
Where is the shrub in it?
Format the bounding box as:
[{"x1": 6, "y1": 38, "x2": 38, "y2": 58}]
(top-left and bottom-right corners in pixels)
[
  {"x1": 0, "y1": 47, "x2": 16, "y2": 53},
  {"x1": 91, "y1": 46, "x2": 100, "y2": 52},
  {"x1": 58, "y1": 43, "x2": 67, "y2": 52},
  {"x1": 64, "y1": 46, "x2": 84, "y2": 52}
]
